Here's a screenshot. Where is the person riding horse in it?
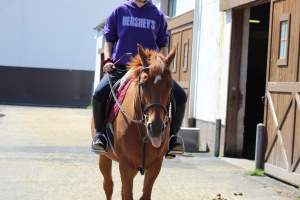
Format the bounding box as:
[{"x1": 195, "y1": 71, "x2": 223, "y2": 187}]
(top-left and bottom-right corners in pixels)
[{"x1": 91, "y1": 0, "x2": 186, "y2": 157}]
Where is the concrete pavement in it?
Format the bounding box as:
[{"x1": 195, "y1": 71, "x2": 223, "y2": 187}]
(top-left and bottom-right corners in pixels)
[{"x1": 0, "y1": 105, "x2": 299, "y2": 200}]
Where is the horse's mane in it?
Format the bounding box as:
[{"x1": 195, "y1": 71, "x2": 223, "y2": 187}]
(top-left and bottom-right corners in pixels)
[{"x1": 127, "y1": 49, "x2": 171, "y2": 80}]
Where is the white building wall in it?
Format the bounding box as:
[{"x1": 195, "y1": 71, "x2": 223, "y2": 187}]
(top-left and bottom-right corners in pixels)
[
  {"x1": 94, "y1": 33, "x2": 104, "y2": 91},
  {"x1": 0, "y1": 0, "x2": 121, "y2": 71},
  {"x1": 175, "y1": 0, "x2": 195, "y2": 15},
  {"x1": 190, "y1": 0, "x2": 232, "y2": 124},
  {"x1": 152, "y1": 0, "x2": 161, "y2": 9},
  {"x1": 154, "y1": 0, "x2": 195, "y2": 16}
]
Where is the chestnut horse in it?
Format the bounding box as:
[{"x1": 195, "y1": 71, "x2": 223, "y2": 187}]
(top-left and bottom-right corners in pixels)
[{"x1": 92, "y1": 45, "x2": 176, "y2": 200}]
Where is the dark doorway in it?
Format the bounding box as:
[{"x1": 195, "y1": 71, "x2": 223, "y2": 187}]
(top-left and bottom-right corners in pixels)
[{"x1": 243, "y1": 3, "x2": 270, "y2": 159}]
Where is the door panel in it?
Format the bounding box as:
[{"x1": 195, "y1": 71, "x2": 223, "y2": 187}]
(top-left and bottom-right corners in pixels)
[
  {"x1": 269, "y1": 0, "x2": 299, "y2": 82},
  {"x1": 169, "y1": 27, "x2": 193, "y2": 127},
  {"x1": 168, "y1": 11, "x2": 193, "y2": 127},
  {"x1": 294, "y1": 105, "x2": 300, "y2": 173},
  {"x1": 169, "y1": 32, "x2": 182, "y2": 82},
  {"x1": 264, "y1": 0, "x2": 300, "y2": 185},
  {"x1": 180, "y1": 28, "x2": 193, "y2": 90}
]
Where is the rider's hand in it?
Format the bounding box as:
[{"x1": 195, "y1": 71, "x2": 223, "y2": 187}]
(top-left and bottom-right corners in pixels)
[{"x1": 103, "y1": 62, "x2": 115, "y2": 73}]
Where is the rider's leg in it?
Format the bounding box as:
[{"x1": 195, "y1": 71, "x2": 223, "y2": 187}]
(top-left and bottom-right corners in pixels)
[
  {"x1": 167, "y1": 81, "x2": 187, "y2": 157},
  {"x1": 91, "y1": 72, "x2": 121, "y2": 154},
  {"x1": 91, "y1": 97, "x2": 108, "y2": 153}
]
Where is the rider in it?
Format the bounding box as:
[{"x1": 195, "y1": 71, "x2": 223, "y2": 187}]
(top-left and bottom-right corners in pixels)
[{"x1": 91, "y1": 0, "x2": 187, "y2": 157}]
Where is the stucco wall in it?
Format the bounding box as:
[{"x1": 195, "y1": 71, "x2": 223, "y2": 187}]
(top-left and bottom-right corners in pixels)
[
  {"x1": 154, "y1": 0, "x2": 195, "y2": 16},
  {"x1": 93, "y1": 33, "x2": 104, "y2": 91},
  {"x1": 0, "y1": 0, "x2": 121, "y2": 71},
  {"x1": 174, "y1": 0, "x2": 195, "y2": 16},
  {"x1": 190, "y1": 0, "x2": 232, "y2": 124}
]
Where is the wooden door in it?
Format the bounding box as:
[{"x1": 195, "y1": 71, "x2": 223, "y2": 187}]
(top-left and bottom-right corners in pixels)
[
  {"x1": 170, "y1": 28, "x2": 193, "y2": 94},
  {"x1": 169, "y1": 32, "x2": 182, "y2": 82},
  {"x1": 179, "y1": 28, "x2": 193, "y2": 94},
  {"x1": 168, "y1": 11, "x2": 194, "y2": 126},
  {"x1": 264, "y1": 0, "x2": 300, "y2": 185}
]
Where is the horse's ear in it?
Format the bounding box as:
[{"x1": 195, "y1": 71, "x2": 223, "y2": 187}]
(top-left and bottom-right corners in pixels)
[
  {"x1": 137, "y1": 44, "x2": 149, "y2": 67},
  {"x1": 165, "y1": 48, "x2": 176, "y2": 67}
]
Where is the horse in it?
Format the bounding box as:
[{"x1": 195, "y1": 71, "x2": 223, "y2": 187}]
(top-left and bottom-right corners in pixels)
[{"x1": 92, "y1": 44, "x2": 176, "y2": 200}]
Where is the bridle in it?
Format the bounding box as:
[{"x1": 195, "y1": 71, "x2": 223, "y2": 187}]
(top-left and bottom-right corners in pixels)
[
  {"x1": 109, "y1": 52, "x2": 172, "y2": 128},
  {"x1": 107, "y1": 60, "x2": 172, "y2": 176},
  {"x1": 137, "y1": 71, "x2": 172, "y2": 130},
  {"x1": 108, "y1": 67, "x2": 172, "y2": 129},
  {"x1": 108, "y1": 52, "x2": 171, "y2": 128}
]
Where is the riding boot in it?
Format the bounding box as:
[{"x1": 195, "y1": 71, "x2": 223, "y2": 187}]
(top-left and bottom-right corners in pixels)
[
  {"x1": 166, "y1": 103, "x2": 185, "y2": 159},
  {"x1": 91, "y1": 98, "x2": 108, "y2": 154}
]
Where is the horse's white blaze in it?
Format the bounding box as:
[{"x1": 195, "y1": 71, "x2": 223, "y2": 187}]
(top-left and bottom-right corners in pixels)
[{"x1": 154, "y1": 75, "x2": 161, "y2": 84}]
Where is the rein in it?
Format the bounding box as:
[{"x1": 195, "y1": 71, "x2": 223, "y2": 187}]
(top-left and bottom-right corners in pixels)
[
  {"x1": 107, "y1": 72, "x2": 144, "y2": 124},
  {"x1": 107, "y1": 68, "x2": 171, "y2": 127},
  {"x1": 107, "y1": 63, "x2": 172, "y2": 175}
]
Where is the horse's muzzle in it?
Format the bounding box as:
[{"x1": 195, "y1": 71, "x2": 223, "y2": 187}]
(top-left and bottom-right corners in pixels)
[
  {"x1": 149, "y1": 137, "x2": 162, "y2": 148},
  {"x1": 147, "y1": 122, "x2": 164, "y2": 148},
  {"x1": 147, "y1": 122, "x2": 164, "y2": 137}
]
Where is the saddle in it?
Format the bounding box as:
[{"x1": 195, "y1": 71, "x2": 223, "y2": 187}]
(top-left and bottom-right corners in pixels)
[
  {"x1": 106, "y1": 79, "x2": 133, "y2": 123},
  {"x1": 103, "y1": 75, "x2": 133, "y2": 146}
]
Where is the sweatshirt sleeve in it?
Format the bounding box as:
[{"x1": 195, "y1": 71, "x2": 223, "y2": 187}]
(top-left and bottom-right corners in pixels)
[
  {"x1": 156, "y1": 14, "x2": 170, "y2": 48},
  {"x1": 103, "y1": 9, "x2": 118, "y2": 43}
]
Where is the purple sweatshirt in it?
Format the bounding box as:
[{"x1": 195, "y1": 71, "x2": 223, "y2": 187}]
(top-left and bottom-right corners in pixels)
[{"x1": 103, "y1": 0, "x2": 169, "y2": 66}]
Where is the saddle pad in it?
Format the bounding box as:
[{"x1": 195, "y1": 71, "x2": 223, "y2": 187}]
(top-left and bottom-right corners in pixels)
[{"x1": 107, "y1": 79, "x2": 133, "y2": 123}]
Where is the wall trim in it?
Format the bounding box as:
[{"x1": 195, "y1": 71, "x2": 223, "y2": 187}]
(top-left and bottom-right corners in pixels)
[
  {"x1": 168, "y1": 10, "x2": 194, "y2": 31},
  {"x1": 220, "y1": 0, "x2": 269, "y2": 11}
]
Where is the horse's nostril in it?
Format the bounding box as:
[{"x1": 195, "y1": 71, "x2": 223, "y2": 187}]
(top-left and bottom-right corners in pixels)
[
  {"x1": 147, "y1": 121, "x2": 165, "y2": 136},
  {"x1": 147, "y1": 123, "x2": 152, "y2": 131}
]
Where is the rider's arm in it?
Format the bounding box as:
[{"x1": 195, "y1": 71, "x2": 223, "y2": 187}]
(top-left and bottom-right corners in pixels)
[
  {"x1": 104, "y1": 41, "x2": 113, "y2": 60},
  {"x1": 102, "y1": 8, "x2": 118, "y2": 73},
  {"x1": 102, "y1": 41, "x2": 115, "y2": 73},
  {"x1": 157, "y1": 14, "x2": 170, "y2": 58}
]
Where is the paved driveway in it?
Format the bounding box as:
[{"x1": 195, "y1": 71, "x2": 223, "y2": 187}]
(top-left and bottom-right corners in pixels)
[{"x1": 0, "y1": 105, "x2": 299, "y2": 200}]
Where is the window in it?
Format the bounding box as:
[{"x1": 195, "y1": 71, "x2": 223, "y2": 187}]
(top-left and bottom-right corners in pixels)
[
  {"x1": 182, "y1": 41, "x2": 189, "y2": 72},
  {"x1": 171, "y1": 44, "x2": 178, "y2": 73},
  {"x1": 277, "y1": 14, "x2": 290, "y2": 66},
  {"x1": 168, "y1": 0, "x2": 177, "y2": 17},
  {"x1": 168, "y1": 0, "x2": 195, "y2": 17},
  {"x1": 279, "y1": 21, "x2": 288, "y2": 59}
]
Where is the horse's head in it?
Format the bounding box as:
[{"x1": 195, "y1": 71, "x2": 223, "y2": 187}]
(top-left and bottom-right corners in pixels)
[{"x1": 129, "y1": 44, "x2": 176, "y2": 148}]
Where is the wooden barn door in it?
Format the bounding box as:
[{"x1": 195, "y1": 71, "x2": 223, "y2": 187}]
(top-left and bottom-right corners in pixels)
[
  {"x1": 168, "y1": 11, "x2": 194, "y2": 126},
  {"x1": 264, "y1": 0, "x2": 300, "y2": 185},
  {"x1": 169, "y1": 28, "x2": 193, "y2": 94}
]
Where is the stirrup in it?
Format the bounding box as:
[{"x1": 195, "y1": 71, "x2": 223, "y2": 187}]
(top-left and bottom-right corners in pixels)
[
  {"x1": 165, "y1": 152, "x2": 176, "y2": 159},
  {"x1": 91, "y1": 133, "x2": 108, "y2": 154},
  {"x1": 168, "y1": 135, "x2": 185, "y2": 155}
]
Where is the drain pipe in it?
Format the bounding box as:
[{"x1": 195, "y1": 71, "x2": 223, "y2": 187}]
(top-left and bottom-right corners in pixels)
[{"x1": 214, "y1": 119, "x2": 222, "y2": 157}]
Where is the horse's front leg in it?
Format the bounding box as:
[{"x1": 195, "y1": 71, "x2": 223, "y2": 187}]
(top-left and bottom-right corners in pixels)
[
  {"x1": 99, "y1": 155, "x2": 113, "y2": 200},
  {"x1": 119, "y1": 162, "x2": 138, "y2": 200},
  {"x1": 140, "y1": 158, "x2": 163, "y2": 200}
]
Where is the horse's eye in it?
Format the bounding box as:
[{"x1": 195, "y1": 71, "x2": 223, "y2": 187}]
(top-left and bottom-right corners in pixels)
[
  {"x1": 141, "y1": 73, "x2": 148, "y2": 82},
  {"x1": 140, "y1": 81, "x2": 147, "y2": 88}
]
